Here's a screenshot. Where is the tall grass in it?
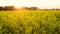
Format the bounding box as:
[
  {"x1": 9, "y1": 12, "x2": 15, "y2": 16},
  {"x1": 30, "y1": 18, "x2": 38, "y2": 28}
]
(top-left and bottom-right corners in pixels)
[{"x1": 1, "y1": 10, "x2": 60, "y2": 34}]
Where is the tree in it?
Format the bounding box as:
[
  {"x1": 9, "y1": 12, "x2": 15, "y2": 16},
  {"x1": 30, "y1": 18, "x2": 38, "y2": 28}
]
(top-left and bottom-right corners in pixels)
[
  {"x1": 0, "y1": 6, "x2": 3, "y2": 11},
  {"x1": 4, "y1": 6, "x2": 15, "y2": 11},
  {"x1": 20, "y1": 7, "x2": 29, "y2": 10},
  {"x1": 29, "y1": 7, "x2": 38, "y2": 10}
]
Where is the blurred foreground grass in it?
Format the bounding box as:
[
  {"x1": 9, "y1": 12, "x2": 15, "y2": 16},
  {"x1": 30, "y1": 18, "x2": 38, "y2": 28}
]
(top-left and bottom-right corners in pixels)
[{"x1": 1, "y1": 10, "x2": 60, "y2": 34}]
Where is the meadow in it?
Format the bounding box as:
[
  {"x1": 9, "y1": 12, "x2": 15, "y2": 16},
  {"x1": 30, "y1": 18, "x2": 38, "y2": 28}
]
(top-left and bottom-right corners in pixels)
[{"x1": 1, "y1": 10, "x2": 60, "y2": 34}]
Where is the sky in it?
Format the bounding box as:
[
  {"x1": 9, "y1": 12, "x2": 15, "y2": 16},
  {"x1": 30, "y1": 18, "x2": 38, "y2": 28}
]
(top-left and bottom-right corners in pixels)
[{"x1": 0, "y1": 0, "x2": 60, "y2": 9}]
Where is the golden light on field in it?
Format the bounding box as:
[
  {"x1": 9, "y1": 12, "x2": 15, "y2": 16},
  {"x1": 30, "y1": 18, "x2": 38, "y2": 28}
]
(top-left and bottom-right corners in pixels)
[{"x1": 0, "y1": 0, "x2": 60, "y2": 9}]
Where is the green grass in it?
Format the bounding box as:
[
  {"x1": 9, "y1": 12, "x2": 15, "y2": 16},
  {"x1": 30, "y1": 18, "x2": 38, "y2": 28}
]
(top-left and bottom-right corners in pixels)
[{"x1": 1, "y1": 10, "x2": 60, "y2": 34}]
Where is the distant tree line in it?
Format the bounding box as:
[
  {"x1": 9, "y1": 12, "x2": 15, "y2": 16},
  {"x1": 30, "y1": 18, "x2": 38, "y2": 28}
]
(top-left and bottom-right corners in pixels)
[
  {"x1": 0, "y1": 6, "x2": 15, "y2": 11},
  {"x1": 19, "y1": 7, "x2": 60, "y2": 10},
  {"x1": 0, "y1": 6, "x2": 60, "y2": 11},
  {"x1": 0, "y1": 6, "x2": 39, "y2": 11},
  {"x1": 19, "y1": 7, "x2": 39, "y2": 10}
]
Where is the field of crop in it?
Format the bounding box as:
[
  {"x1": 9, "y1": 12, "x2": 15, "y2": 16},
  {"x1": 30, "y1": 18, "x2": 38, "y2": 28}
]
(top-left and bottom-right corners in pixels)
[{"x1": 1, "y1": 10, "x2": 60, "y2": 34}]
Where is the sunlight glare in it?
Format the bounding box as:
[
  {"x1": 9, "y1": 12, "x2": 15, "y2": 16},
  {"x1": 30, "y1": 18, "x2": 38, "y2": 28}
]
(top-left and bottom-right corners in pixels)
[{"x1": 0, "y1": 0, "x2": 60, "y2": 9}]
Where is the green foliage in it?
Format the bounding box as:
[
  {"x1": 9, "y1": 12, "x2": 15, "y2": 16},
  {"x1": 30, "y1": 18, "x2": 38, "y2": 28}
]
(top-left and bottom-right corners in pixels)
[{"x1": 0, "y1": 10, "x2": 60, "y2": 34}]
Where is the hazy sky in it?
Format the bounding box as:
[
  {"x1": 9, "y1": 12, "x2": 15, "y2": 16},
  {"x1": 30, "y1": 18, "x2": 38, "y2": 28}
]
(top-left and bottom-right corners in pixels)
[{"x1": 0, "y1": 0, "x2": 60, "y2": 9}]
